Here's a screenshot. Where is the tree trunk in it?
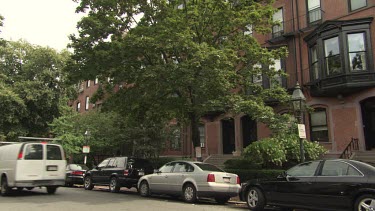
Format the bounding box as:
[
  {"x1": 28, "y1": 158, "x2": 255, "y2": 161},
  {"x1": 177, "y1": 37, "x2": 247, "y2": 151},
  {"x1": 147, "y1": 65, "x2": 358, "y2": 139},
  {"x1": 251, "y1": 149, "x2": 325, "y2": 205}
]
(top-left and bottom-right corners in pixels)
[{"x1": 189, "y1": 113, "x2": 201, "y2": 148}]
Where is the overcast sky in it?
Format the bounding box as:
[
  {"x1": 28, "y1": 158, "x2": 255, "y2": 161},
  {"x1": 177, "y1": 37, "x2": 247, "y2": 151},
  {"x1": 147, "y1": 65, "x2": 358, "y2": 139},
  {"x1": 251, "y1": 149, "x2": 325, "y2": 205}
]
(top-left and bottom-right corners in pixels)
[{"x1": 0, "y1": 0, "x2": 84, "y2": 51}]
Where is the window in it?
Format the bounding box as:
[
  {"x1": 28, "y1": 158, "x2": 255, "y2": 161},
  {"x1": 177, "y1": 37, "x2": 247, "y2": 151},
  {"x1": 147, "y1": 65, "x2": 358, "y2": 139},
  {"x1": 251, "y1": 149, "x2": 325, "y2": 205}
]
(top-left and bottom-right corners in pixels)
[
  {"x1": 159, "y1": 162, "x2": 175, "y2": 173},
  {"x1": 85, "y1": 96, "x2": 89, "y2": 110},
  {"x1": 86, "y1": 80, "x2": 90, "y2": 88},
  {"x1": 199, "y1": 125, "x2": 205, "y2": 148},
  {"x1": 310, "y1": 45, "x2": 319, "y2": 80},
  {"x1": 310, "y1": 108, "x2": 329, "y2": 142},
  {"x1": 349, "y1": 0, "x2": 367, "y2": 11},
  {"x1": 272, "y1": 8, "x2": 284, "y2": 38},
  {"x1": 307, "y1": 0, "x2": 321, "y2": 24},
  {"x1": 324, "y1": 36, "x2": 341, "y2": 75},
  {"x1": 47, "y1": 145, "x2": 62, "y2": 160},
  {"x1": 306, "y1": 18, "x2": 373, "y2": 82},
  {"x1": 252, "y1": 64, "x2": 263, "y2": 86},
  {"x1": 321, "y1": 160, "x2": 362, "y2": 176},
  {"x1": 171, "y1": 127, "x2": 181, "y2": 150},
  {"x1": 94, "y1": 78, "x2": 99, "y2": 85},
  {"x1": 195, "y1": 163, "x2": 224, "y2": 172},
  {"x1": 24, "y1": 144, "x2": 43, "y2": 160},
  {"x1": 76, "y1": 102, "x2": 81, "y2": 112},
  {"x1": 244, "y1": 24, "x2": 253, "y2": 36},
  {"x1": 348, "y1": 33, "x2": 367, "y2": 71},
  {"x1": 98, "y1": 158, "x2": 110, "y2": 168},
  {"x1": 287, "y1": 161, "x2": 320, "y2": 177},
  {"x1": 269, "y1": 59, "x2": 283, "y2": 87}
]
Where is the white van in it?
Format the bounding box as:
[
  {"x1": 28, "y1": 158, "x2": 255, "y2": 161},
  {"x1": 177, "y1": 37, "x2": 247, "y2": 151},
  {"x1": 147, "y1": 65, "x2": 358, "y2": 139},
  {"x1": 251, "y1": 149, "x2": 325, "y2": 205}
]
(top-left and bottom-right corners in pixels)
[{"x1": 0, "y1": 142, "x2": 66, "y2": 196}]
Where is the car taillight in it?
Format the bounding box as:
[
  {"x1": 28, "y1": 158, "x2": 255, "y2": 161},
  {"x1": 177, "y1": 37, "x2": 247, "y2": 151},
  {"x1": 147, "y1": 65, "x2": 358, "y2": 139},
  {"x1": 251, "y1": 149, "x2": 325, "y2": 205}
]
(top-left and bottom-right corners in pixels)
[
  {"x1": 72, "y1": 171, "x2": 84, "y2": 176},
  {"x1": 207, "y1": 173, "x2": 215, "y2": 182},
  {"x1": 236, "y1": 176, "x2": 240, "y2": 185},
  {"x1": 18, "y1": 152, "x2": 23, "y2": 159},
  {"x1": 124, "y1": 170, "x2": 129, "y2": 176}
]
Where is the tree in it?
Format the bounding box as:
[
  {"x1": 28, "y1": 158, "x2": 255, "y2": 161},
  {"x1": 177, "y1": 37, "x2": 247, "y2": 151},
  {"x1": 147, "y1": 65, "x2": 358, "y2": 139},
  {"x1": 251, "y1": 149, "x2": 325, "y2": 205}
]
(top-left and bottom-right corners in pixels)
[
  {"x1": 0, "y1": 14, "x2": 5, "y2": 46},
  {"x1": 0, "y1": 40, "x2": 72, "y2": 141},
  {"x1": 68, "y1": 0, "x2": 290, "y2": 150}
]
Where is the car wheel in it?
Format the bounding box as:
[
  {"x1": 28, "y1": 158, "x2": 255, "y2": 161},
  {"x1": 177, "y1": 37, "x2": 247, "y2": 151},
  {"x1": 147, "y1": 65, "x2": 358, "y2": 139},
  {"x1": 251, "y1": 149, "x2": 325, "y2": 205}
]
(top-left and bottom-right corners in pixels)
[
  {"x1": 215, "y1": 196, "x2": 230, "y2": 204},
  {"x1": 84, "y1": 176, "x2": 94, "y2": 190},
  {"x1": 109, "y1": 177, "x2": 120, "y2": 193},
  {"x1": 1, "y1": 177, "x2": 11, "y2": 196},
  {"x1": 183, "y1": 183, "x2": 197, "y2": 203},
  {"x1": 46, "y1": 186, "x2": 57, "y2": 194},
  {"x1": 355, "y1": 194, "x2": 375, "y2": 211},
  {"x1": 246, "y1": 187, "x2": 265, "y2": 211},
  {"x1": 139, "y1": 181, "x2": 150, "y2": 197}
]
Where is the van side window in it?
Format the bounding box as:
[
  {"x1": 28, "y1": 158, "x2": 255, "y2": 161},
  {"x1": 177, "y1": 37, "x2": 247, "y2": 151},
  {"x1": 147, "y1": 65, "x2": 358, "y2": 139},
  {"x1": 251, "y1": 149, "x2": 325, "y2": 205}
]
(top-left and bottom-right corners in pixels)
[
  {"x1": 24, "y1": 144, "x2": 43, "y2": 160},
  {"x1": 47, "y1": 145, "x2": 62, "y2": 160}
]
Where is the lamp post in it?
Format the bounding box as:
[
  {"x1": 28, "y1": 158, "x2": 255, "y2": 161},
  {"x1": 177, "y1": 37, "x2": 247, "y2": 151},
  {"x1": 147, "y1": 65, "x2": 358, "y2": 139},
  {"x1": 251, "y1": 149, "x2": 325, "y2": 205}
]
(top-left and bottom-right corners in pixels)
[
  {"x1": 291, "y1": 83, "x2": 306, "y2": 163},
  {"x1": 83, "y1": 130, "x2": 90, "y2": 165}
]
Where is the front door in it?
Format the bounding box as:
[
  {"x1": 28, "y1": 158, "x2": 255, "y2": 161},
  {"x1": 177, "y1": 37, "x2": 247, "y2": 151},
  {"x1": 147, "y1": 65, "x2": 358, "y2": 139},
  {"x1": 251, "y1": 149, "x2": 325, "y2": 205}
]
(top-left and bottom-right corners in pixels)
[
  {"x1": 222, "y1": 118, "x2": 235, "y2": 154},
  {"x1": 241, "y1": 115, "x2": 257, "y2": 149},
  {"x1": 361, "y1": 98, "x2": 375, "y2": 150}
]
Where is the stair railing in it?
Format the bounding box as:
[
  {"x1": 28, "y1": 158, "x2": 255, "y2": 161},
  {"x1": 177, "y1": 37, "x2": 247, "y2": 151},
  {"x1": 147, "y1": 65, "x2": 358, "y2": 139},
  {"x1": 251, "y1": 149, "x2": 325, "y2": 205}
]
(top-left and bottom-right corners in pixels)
[{"x1": 340, "y1": 138, "x2": 359, "y2": 159}]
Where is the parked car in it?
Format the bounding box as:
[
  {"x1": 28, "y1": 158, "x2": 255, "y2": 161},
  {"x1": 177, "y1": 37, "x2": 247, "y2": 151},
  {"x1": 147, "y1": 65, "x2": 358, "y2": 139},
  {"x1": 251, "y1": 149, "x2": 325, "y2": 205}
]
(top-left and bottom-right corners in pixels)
[
  {"x1": 83, "y1": 157, "x2": 153, "y2": 193},
  {"x1": 65, "y1": 164, "x2": 89, "y2": 187},
  {"x1": 0, "y1": 141, "x2": 66, "y2": 196},
  {"x1": 137, "y1": 161, "x2": 241, "y2": 204},
  {"x1": 240, "y1": 159, "x2": 375, "y2": 211}
]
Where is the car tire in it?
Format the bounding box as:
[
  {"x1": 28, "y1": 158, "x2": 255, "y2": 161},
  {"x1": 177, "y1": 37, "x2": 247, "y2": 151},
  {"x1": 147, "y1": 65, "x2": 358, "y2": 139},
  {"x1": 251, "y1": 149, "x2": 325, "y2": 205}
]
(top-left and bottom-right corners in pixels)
[
  {"x1": 139, "y1": 180, "x2": 150, "y2": 197},
  {"x1": 246, "y1": 187, "x2": 265, "y2": 211},
  {"x1": 46, "y1": 186, "x2": 57, "y2": 194},
  {"x1": 1, "y1": 177, "x2": 11, "y2": 196},
  {"x1": 215, "y1": 196, "x2": 230, "y2": 204},
  {"x1": 183, "y1": 183, "x2": 197, "y2": 203},
  {"x1": 84, "y1": 176, "x2": 94, "y2": 190},
  {"x1": 355, "y1": 194, "x2": 375, "y2": 211},
  {"x1": 109, "y1": 177, "x2": 120, "y2": 193}
]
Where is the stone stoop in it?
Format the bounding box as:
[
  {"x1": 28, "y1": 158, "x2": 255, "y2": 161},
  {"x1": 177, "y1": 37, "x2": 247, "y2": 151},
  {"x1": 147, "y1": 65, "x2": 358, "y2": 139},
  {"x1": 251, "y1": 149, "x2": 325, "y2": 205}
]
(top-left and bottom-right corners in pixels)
[
  {"x1": 203, "y1": 154, "x2": 236, "y2": 169},
  {"x1": 352, "y1": 150, "x2": 375, "y2": 165}
]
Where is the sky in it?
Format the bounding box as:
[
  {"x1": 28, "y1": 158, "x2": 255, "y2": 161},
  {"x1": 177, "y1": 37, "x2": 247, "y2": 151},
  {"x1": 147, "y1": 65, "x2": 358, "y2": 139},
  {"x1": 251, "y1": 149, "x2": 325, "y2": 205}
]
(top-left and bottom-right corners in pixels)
[{"x1": 0, "y1": 0, "x2": 84, "y2": 51}]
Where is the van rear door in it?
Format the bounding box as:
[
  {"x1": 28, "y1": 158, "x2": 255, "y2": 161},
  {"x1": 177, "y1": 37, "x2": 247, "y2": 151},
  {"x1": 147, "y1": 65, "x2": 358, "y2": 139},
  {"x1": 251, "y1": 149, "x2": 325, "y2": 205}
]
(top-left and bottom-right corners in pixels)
[
  {"x1": 16, "y1": 143, "x2": 45, "y2": 181},
  {"x1": 44, "y1": 144, "x2": 66, "y2": 181}
]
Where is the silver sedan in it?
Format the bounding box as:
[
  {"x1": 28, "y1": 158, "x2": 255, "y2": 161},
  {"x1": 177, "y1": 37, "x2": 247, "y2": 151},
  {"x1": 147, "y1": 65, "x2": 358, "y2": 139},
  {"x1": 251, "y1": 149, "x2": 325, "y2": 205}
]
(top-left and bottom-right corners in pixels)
[{"x1": 137, "y1": 161, "x2": 241, "y2": 204}]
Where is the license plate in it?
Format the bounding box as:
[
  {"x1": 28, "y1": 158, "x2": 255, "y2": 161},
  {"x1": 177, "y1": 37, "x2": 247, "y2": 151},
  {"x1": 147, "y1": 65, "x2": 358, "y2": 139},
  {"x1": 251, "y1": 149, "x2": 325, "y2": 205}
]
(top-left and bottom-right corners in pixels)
[
  {"x1": 138, "y1": 172, "x2": 144, "y2": 176},
  {"x1": 223, "y1": 177, "x2": 230, "y2": 183},
  {"x1": 47, "y1": 165, "x2": 58, "y2": 171}
]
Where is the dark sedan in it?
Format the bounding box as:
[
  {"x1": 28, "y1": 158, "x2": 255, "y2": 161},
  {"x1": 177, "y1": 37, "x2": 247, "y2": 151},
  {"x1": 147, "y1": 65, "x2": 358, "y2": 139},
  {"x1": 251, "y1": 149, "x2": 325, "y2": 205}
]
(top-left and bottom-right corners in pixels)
[
  {"x1": 65, "y1": 164, "x2": 89, "y2": 187},
  {"x1": 240, "y1": 159, "x2": 375, "y2": 211}
]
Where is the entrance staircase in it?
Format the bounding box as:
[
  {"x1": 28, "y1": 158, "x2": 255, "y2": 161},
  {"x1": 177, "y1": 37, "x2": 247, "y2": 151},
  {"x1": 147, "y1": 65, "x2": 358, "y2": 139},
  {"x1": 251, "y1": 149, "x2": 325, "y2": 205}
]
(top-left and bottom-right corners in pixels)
[
  {"x1": 203, "y1": 154, "x2": 235, "y2": 169},
  {"x1": 352, "y1": 150, "x2": 375, "y2": 166}
]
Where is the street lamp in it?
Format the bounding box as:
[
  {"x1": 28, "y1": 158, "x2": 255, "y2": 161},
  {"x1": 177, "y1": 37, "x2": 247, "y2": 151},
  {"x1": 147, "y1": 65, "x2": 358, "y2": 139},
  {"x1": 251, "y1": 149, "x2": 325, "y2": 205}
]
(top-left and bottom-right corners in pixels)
[
  {"x1": 83, "y1": 130, "x2": 91, "y2": 165},
  {"x1": 291, "y1": 82, "x2": 306, "y2": 163}
]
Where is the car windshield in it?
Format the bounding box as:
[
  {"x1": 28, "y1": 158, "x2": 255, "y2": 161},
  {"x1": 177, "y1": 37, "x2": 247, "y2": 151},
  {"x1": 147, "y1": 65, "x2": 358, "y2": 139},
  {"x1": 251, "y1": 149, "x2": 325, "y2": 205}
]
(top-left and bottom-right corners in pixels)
[
  {"x1": 70, "y1": 164, "x2": 89, "y2": 171},
  {"x1": 194, "y1": 163, "x2": 224, "y2": 172}
]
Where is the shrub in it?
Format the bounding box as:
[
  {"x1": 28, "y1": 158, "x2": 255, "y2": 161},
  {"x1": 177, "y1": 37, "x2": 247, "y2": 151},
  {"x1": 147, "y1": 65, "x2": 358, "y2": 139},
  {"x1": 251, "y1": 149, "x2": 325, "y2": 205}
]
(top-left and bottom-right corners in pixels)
[
  {"x1": 243, "y1": 133, "x2": 327, "y2": 168},
  {"x1": 225, "y1": 169, "x2": 284, "y2": 182},
  {"x1": 224, "y1": 158, "x2": 261, "y2": 170}
]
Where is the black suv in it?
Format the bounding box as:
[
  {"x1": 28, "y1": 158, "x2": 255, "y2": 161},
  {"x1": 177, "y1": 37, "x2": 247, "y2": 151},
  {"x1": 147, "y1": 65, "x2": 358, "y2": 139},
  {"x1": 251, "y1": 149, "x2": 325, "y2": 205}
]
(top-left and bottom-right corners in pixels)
[{"x1": 83, "y1": 157, "x2": 153, "y2": 193}]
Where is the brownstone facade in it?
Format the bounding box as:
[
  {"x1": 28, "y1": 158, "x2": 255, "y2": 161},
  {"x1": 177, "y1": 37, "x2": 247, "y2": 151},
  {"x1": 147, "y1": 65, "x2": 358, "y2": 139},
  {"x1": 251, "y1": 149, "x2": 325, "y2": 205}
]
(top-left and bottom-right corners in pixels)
[{"x1": 72, "y1": 0, "x2": 375, "y2": 159}]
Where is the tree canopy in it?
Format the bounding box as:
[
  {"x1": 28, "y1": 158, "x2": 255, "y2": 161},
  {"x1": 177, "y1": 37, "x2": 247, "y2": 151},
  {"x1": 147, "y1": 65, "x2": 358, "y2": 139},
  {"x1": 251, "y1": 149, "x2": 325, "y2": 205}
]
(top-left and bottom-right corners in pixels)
[
  {"x1": 68, "y1": 0, "x2": 291, "y2": 148},
  {"x1": 0, "y1": 40, "x2": 72, "y2": 141}
]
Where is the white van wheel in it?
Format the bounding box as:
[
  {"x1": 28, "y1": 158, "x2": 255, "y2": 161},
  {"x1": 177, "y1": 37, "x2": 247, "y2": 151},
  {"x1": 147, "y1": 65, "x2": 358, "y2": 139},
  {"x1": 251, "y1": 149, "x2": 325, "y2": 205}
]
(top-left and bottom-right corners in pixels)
[
  {"x1": 46, "y1": 186, "x2": 57, "y2": 194},
  {"x1": 1, "y1": 177, "x2": 11, "y2": 196}
]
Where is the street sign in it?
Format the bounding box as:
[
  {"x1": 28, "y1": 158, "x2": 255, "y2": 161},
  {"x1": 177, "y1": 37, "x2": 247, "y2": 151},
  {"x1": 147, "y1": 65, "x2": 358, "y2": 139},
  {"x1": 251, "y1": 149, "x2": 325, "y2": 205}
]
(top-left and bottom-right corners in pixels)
[
  {"x1": 298, "y1": 124, "x2": 306, "y2": 139},
  {"x1": 82, "y1": 146, "x2": 90, "y2": 153}
]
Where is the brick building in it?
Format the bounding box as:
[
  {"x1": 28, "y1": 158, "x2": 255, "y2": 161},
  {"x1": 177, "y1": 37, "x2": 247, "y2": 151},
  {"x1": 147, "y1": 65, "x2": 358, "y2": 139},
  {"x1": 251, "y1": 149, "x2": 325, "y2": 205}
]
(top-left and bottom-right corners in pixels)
[{"x1": 72, "y1": 0, "x2": 375, "y2": 159}]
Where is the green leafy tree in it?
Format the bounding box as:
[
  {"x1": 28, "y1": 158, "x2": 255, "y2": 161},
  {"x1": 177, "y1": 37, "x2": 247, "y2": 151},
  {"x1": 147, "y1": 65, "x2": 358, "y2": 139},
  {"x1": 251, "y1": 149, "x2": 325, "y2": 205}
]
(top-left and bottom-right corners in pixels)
[
  {"x1": 68, "y1": 0, "x2": 290, "y2": 150},
  {"x1": 0, "y1": 40, "x2": 71, "y2": 141}
]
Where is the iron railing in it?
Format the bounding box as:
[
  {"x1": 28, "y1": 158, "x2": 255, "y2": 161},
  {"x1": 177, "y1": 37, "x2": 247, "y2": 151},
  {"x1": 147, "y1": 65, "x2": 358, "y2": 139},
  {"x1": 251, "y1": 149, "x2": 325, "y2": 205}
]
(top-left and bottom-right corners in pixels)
[{"x1": 340, "y1": 138, "x2": 359, "y2": 159}]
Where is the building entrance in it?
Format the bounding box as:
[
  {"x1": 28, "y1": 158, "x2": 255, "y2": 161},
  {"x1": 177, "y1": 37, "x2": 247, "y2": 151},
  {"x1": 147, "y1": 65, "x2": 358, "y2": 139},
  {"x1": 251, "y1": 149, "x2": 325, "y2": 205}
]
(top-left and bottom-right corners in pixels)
[{"x1": 361, "y1": 97, "x2": 375, "y2": 150}]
